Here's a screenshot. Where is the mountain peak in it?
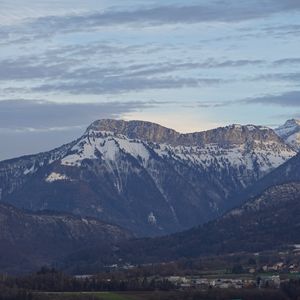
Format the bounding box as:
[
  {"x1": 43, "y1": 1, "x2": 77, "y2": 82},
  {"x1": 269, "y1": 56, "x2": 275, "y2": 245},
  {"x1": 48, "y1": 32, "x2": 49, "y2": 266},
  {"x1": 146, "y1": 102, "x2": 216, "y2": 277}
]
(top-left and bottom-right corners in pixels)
[
  {"x1": 283, "y1": 119, "x2": 300, "y2": 127},
  {"x1": 86, "y1": 119, "x2": 180, "y2": 144},
  {"x1": 275, "y1": 119, "x2": 300, "y2": 151}
]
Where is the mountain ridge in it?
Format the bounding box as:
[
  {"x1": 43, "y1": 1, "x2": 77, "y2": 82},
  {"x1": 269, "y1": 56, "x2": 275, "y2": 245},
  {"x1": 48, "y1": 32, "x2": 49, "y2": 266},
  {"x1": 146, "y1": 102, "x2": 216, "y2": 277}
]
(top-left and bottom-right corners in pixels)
[
  {"x1": 0, "y1": 119, "x2": 296, "y2": 236},
  {"x1": 88, "y1": 119, "x2": 283, "y2": 147}
]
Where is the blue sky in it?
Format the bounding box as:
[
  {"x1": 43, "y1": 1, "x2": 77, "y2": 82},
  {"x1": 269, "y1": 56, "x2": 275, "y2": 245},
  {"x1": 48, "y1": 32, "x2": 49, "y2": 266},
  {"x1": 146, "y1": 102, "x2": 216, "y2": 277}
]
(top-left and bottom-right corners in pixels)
[{"x1": 0, "y1": 0, "x2": 300, "y2": 159}]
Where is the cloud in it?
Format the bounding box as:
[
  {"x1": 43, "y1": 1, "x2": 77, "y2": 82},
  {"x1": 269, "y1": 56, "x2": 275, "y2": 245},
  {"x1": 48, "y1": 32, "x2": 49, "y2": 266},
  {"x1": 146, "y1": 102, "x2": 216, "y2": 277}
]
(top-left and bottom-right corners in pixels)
[
  {"x1": 1, "y1": 54, "x2": 238, "y2": 95},
  {"x1": 32, "y1": 77, "x2": 222, "y2": 95},
  {"x1": 0, "y1": 48, "x2": 265, "y2": 97},
  {"x1": 251, "y1": 72, "x2": 300, "y2": 83},
  {"x1": 273, "y1": 58, "x2": 300, "y2": 65},
  {"x1": 0, "y1": 43, "x2": 157, "y2": 81},
  {"x1": 197, "y1": 101, "x2": 230, "y2": 108},
  {"x1": 20, "y1": 1, "x2": 300, "y2": 27},
  {"x1": 262, "y1": 24, "x2": 300, "y2": 38},
  {"x1": 0, "y1": 99, "x2": 156, "y2": 131},
  {"x1": 2, "y1": 0, "x2": 300, "y2": 44},
  {"x1": 0, "y1": 54, "x2": 264, "y2": 82},
  {"x1": 242, "y1": 91, "x2": 300, "y2": 107},
  {"x1": 122, "y1": 60, "x2": 264, "y2": 78},
  {"x1": 0, "y1": 58, "x2": 68, "y2": 81}
]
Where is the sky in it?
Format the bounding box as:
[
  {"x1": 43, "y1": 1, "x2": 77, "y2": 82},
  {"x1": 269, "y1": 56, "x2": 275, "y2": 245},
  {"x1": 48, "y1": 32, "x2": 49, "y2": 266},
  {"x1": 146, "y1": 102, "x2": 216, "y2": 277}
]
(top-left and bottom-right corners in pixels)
[{"x1": 1, "y1": 0, "x2": 300, "y2": 160}]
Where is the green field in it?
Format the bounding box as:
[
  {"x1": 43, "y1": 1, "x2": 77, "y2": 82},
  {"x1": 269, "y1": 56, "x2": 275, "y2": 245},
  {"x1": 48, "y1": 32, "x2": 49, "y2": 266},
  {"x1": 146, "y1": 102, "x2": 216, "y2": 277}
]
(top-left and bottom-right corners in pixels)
[{"x1": 35, "y1": 291, "x2": 152, "y2": 300}]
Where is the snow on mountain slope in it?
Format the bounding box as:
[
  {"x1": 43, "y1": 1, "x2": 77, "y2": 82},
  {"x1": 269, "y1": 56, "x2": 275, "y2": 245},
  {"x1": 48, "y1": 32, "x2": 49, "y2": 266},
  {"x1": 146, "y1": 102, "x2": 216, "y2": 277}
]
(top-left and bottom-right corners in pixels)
[
  {"x1": 275, "y1": 119, "x2": 300, "y2": 151},
  {"x1": 0, "y1": 119, "x2": 296, "y2": 236},
  {"x1": 0, "y1": 142, "x2": 75, "y2": 201},
  {"x1": 62, "y1": 128, "x2": 294, "y2": 186},
  {"x1": 45, "y1": 172, "x2": 71, "y2": 182},
  {"x1": 61, "y1": 131, "x2": 150, "y2": 167}
]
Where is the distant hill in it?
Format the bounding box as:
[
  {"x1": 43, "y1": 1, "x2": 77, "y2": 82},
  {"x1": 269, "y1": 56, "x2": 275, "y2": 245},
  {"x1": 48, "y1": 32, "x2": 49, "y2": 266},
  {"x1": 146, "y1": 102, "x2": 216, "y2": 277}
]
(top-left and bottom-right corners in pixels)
[
  {"x1": 0, "y1": 203, "x2": 131, "y2": 274},
  {"x1": 108, "y1": 181, "x2": 300, "y2": 265}
]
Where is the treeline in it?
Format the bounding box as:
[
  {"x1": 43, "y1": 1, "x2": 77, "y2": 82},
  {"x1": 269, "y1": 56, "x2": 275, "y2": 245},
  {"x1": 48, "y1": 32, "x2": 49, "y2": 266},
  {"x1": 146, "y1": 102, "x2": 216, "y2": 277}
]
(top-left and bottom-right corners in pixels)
[
  {"x1": 0, "y1": 284, "x2": 32, "y2": 300},
  {"x1": 1, "y1": 267, "x2": 174, "y2": 294},
  {"x1": 1, "y1": 268, "x2": 300, "y2": 300}
]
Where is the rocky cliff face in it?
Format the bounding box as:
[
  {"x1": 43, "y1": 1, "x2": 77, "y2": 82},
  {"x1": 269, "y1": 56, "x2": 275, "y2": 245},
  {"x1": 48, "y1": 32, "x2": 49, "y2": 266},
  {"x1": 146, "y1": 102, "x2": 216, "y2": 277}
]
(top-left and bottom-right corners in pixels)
[
  {"x1": 89, "y1": 119, "x2": 284, "y2": 147},
  {"x1": 0, "y1": 203, "x2": 131, "y2": 274},
  {"x1": 87, "y1": 119, "x2": 179, "y2": 145},
  {"x1": 0, "y1": 119, "x2": 296, "y2": 236}
]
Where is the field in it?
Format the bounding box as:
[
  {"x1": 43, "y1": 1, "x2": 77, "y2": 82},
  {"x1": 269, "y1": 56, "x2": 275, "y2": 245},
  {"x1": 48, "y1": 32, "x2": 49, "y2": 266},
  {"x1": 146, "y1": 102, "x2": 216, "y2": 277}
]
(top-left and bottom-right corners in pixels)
[
  {"x1": 34, "y1": 291, "x2": 156, "y2": 300},
  {"x1": 33, "y1": 289, "x2": 290, "y2": 300}
]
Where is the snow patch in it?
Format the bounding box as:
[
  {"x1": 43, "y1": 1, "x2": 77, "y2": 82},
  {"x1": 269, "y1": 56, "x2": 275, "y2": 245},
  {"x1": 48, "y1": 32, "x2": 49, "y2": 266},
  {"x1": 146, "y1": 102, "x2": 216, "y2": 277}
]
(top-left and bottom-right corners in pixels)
[
  {"x1": 246, "y1": 125, "x2": 256, "y2": 131},
  {"x1": 46, "y1": 172, "x2": 70, "y2": 183},
  {"x1": 23, "y1": 165, "x2": 35, "y2": 175},
  {"x1": 148, "y1": 212, "x2": 157, "y2": 225}
]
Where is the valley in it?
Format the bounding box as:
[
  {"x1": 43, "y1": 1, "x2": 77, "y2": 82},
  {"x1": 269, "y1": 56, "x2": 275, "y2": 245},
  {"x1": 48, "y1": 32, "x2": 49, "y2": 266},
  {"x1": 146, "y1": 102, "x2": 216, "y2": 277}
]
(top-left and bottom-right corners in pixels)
[{"x1": 1, "y1": 118, "x2": 300, "y2": 298}]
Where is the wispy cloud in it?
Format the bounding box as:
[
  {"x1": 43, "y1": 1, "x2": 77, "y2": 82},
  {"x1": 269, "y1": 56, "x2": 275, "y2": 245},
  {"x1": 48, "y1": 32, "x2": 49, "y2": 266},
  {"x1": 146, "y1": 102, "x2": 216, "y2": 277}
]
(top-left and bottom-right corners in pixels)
[
  {"x1": 262, "y1": 24, "x2": 300, "y2": 38},
  {"x1": 2, "y1": 0, "x2": 300, "y2": 44},
  {"x1": 250, "y1": 72, "x2": 300, "y2": 83},
  {"x1": 32, "y1": 77, "x2": 222, "y2": 95},
  {"x1": 197, "y1": 101, "x2": 230, "y2": 108},
  {"x1": 273, "y1": 58, "x2": 300, "y2": 65},
  {"x1": 2, "y1": 54, "x2": 251, "y2": 95},
  {"x1": 241, "y1": 91, "x2": 300, "y2": 107}
]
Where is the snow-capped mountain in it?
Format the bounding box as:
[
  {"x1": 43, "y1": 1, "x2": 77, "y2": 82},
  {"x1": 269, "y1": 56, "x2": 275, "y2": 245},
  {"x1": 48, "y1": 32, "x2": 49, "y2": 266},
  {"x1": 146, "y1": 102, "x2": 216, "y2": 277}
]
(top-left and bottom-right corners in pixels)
[
  {"x1": 0, "y1": 119, "x2": 296, "y2": 236},
  {"x1": 275, "y1": 119, "x2": 300, "y2": 151}
]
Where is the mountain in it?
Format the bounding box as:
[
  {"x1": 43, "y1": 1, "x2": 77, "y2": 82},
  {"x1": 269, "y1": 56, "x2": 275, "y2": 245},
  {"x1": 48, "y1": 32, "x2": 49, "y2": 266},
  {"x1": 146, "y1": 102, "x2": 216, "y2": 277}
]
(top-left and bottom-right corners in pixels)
[
  {"x1": 275, "y1": 119, "x2": 300, "y2": 151},
  {"x1": 0, "y1": 203, "x2": 131, "y2": 274},
  {"x1": 100, "y1": 181, "x2": 300, "y2": 266},
  {"x1": 0, "y1": 119, "x2": 296, "y2": 236},
  {"x1": 236, "y1": 151, "x2": 300, "y2": 203}
]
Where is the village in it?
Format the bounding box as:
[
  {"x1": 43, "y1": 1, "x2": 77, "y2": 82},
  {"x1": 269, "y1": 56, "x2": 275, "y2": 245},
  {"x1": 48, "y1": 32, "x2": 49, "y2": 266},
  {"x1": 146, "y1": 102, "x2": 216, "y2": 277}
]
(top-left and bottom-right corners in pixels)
[
  {"x1": 100, "y1": 258, "x2": 300, "y2": 291},
  {"x1": 165, "y1": 275, "x2": 280, "y2": 290},
  {"x1": 162, "y1": 260, "x2": 300, "y2": 290}
]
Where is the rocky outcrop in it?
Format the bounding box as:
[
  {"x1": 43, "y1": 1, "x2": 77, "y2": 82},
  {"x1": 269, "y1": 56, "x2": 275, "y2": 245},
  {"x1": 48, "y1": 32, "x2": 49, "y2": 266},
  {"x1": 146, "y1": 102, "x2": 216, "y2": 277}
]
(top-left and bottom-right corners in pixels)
[{"x1": 89, "y1": 119, "x2": 284, "y2": 147}]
